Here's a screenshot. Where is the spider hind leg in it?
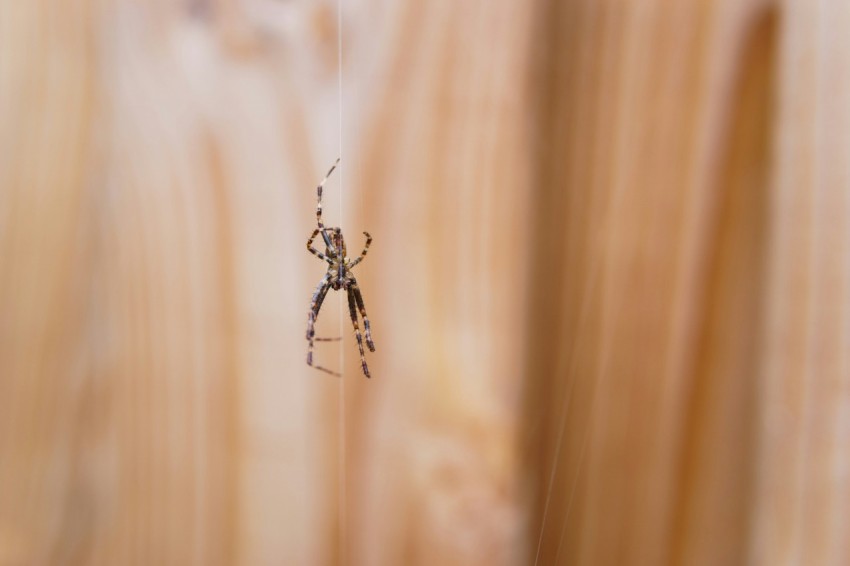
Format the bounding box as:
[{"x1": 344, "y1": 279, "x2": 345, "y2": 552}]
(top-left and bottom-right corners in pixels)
[
  {"x1": 306, "y1": 275, "x2": 341, "y2": 377},
  {"x1": 351, "y1": 281, "x2": 375, "y2": 352},
  {"x1": 347, "y1": 286, "x2": 371, "y2": 378}
]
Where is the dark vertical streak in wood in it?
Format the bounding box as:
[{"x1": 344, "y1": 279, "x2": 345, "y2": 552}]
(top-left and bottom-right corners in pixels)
[{"x1": 671, "y1": 7, "x2": 778, "y2": 566}]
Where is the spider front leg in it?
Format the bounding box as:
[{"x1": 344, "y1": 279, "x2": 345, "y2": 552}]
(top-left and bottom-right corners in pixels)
[
  {"x1": 307, "y1": 274, "x2": 341, "y2": 377},
  {"x1": 348, "y1": 232, "x2": 372, "y2": 268},
  {"x1": 347, "y1": 285, "x2": 371, "y2": 378},
  {"x1": 307, "y1": 229, "x2": 334, "y2": 264},
  {"x1": 316, "y1": 158, "x2": 340, "y2": 230}
]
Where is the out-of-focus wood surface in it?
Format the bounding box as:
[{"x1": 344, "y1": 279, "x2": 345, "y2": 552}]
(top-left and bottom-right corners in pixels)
[
  {"x1": 0, "y1": 1, "x2": 849, "y2": 565},
  {"x1": 525, "y1": 2, "x2": 776, "y2": 565}
]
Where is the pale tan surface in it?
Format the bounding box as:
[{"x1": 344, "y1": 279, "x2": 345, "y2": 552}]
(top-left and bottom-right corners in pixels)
[{"x1": 0, "y1": 1, "x2": 848, "y2": 565}]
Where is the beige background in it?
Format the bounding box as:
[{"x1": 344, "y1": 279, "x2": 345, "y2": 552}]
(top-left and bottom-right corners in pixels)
[{"x1": 1, "y1": 1, "x2": 848, "y2": 565}]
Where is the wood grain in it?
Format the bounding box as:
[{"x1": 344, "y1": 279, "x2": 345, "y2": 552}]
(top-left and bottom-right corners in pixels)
[{"x1": 1, "y1": 0, "x2": 849, "y2": 565}]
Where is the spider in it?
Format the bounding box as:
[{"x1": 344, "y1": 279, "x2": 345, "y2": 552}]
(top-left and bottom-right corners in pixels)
[{"x1": 306, "y1": 159, "x2": 376, "y2": 378}]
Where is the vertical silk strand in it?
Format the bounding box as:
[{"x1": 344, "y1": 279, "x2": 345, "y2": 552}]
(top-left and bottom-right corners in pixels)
[{"x1": 337, "y1": 0, "x2": 347, "y2": 563}]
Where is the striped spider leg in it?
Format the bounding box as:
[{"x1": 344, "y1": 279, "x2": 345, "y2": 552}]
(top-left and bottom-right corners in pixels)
[
  {"x1": 306, "y1": 273, "x2": 342, "y2": 377},
  {"x1": 305, "y1": 160, "x2": 376, "y2": 378}
]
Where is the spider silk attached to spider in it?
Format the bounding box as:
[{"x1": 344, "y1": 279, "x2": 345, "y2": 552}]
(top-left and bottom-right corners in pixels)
[{"x1": 306, "y1": 159, "x2": 376, "y2": 378}]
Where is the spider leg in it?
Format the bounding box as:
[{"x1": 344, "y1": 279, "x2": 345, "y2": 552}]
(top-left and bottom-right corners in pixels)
[
  {"x1": 306, "y1": 274, "x2": 329, "y2": 346},
  {"x1": 316, "y1": 158, "x2": 340, "y2": 231},
  {"x1": 348, "y1": 232, "x2": 372, "y2": 268},
  {"x1": 307, "y1": 229, "x2": 334, "y2": 264},
  {"x1": 350, "y1": 279, "x2": 375, "y2": 352},
  {"x1": 307, "y1": 275, "x2": 341, "y2": 377},
  {"x1": 347, "y1": 285, "x2": 371, "y2": 378}
]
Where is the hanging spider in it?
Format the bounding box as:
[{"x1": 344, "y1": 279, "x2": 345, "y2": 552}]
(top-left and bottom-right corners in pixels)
[{"x1": 306, "y1": 158, "x2": 376, "y2": 378}]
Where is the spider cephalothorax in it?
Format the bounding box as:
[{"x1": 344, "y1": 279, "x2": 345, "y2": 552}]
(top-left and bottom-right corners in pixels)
[{"x1": 306, "y1": 159, "x2": 375, "y2": 377}]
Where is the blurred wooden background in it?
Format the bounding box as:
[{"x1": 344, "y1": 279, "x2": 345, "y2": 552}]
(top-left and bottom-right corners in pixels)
[{"x1": 1, "y1": 0, "x2": 848, "y2": 565}]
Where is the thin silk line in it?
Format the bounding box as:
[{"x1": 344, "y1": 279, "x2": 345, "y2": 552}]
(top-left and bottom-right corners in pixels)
[
  {"x1": 553, "y1": 400, "x2": 594, "y2": 563},
  {"x1": 337, "y1": 0, "x2": 347, "y2": 563},
  {"x1": 552, "y1": 238, "x2": 620, "y2": 564},
  {"x1": 533, "y1": 250, "x2": 605, "y2": 566}
]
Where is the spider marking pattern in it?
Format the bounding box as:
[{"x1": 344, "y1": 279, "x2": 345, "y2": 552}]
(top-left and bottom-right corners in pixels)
[{"x1": 306, "y1": 159, "x2": 376, "y2": 378}]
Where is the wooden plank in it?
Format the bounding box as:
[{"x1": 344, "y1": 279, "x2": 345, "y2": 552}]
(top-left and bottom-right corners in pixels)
[{"x1": 2, "y1": 0, "x2": 850, "y2": 565}]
